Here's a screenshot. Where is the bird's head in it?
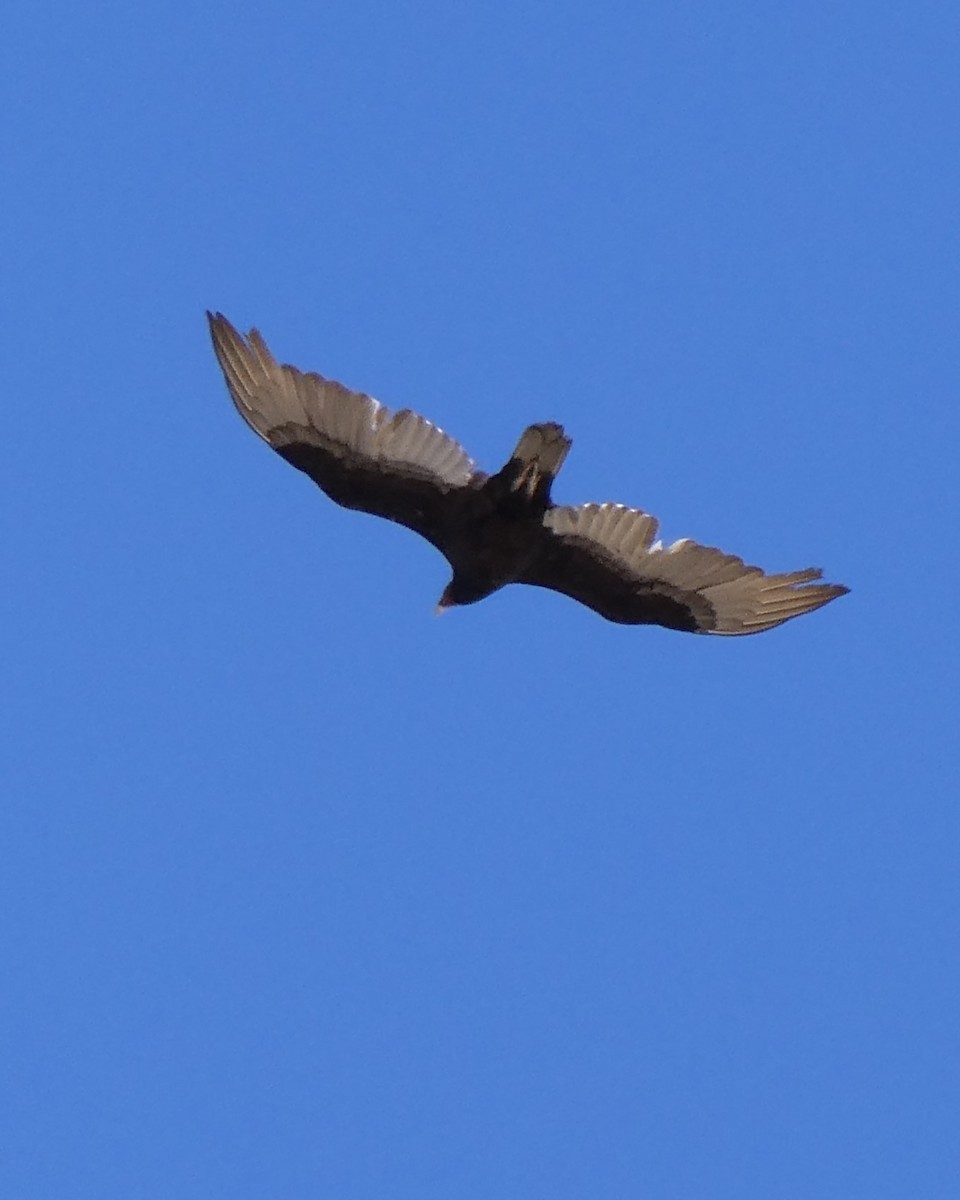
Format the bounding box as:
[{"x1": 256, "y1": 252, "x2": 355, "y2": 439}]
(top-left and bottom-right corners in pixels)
[
  {"x1": 434, "y1": 581, "x2": 459, "y2": 615},
  {"x1": 435, "y1": 575, "x2": 492, "y2": 614}
]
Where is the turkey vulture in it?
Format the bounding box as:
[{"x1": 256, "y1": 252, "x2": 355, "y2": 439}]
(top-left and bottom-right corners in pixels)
[{"x1": 209, "y1": 313, "x2": 848, "y2": 635}]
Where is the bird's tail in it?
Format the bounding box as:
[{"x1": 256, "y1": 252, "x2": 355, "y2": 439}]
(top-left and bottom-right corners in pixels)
[{"x1": 499, "y1": 423, "x2": 571, "y2": 503}]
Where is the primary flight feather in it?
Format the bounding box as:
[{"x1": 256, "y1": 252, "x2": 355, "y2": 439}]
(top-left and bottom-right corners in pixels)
[{"x1": 209, "y1": 312, "x2": 848, "y2": 635}]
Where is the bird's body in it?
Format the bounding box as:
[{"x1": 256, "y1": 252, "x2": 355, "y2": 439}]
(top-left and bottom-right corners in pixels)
[{"x1": 209, "y1": 313, "x2": 848, "y2": 635}]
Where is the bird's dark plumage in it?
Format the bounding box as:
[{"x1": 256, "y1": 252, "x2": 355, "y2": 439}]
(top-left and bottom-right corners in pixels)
[{"x1": 208, "y1": 313, "x2": 848, "y2": 635}]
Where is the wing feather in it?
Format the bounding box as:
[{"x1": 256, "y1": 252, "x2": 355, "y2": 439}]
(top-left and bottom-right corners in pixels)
[
  {"x1": 209, "y1": 313, "x2": 484, "y2": 552},
  {"x1": 522, "y1": 503, "x2": 848, "y2": 635}
]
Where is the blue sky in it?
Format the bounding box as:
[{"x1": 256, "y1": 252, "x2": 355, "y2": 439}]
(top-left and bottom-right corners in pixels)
[{"x1": 3, "y1": 1, "x2": 958, "y2": 1196}]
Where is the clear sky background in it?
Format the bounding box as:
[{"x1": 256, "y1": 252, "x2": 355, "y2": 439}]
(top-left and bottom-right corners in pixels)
[{"x1": 3, "y1": 2, "x2": 958, "y2": 1197}]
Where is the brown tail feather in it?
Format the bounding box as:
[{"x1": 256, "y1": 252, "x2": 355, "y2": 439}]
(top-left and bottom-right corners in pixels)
[{"x1": 504, "y1": 423, "x2": 571, "y2": 500}]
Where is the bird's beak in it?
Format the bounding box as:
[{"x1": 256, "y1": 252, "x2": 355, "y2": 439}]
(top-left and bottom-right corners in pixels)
[{"x1": 434, "y1": 601, "x2": 449, "y2": 616}]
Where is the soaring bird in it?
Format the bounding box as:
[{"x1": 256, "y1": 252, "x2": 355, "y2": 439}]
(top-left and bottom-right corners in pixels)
[{"x1": 209, "y1": 313, "x2": 847, "y2": 635}]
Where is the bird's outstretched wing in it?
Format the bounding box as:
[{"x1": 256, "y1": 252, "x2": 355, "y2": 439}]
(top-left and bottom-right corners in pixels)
[
  {"x1": 208, "y1": 313, "x2": 485, "y2": 552},
  {"x1": 520, "y1": 502, "x2": 848, "y2": 635}
]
